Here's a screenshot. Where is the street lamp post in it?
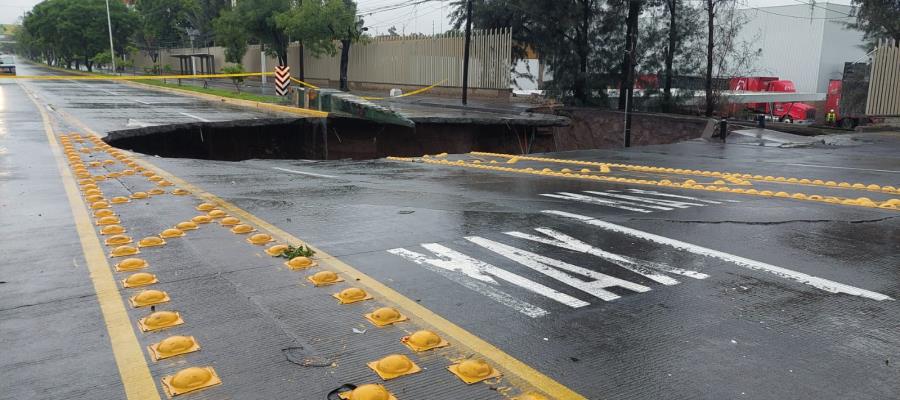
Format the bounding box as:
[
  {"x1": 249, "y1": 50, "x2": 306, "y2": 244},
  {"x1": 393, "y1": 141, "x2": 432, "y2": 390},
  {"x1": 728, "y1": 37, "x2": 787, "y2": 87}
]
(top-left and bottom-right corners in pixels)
[{"x1": 105, "y1": 0, "x2": 116, "y2": 73}]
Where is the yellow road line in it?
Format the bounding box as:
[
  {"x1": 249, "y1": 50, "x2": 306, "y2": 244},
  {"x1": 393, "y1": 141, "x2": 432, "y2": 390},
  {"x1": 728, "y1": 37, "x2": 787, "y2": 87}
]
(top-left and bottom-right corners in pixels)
[
  {"x1": 20, "y1": 82, "x2": 161, "y2": 399},
  {"x1": 51, "y1": 99, "x2": 587, "y2": 400}
]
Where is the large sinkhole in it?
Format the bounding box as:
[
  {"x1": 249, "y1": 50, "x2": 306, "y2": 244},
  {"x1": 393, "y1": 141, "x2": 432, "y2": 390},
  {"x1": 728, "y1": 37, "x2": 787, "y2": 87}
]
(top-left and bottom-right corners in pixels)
[{"x1": 104, "y1": 117, "x2": 551, "y2": 161}]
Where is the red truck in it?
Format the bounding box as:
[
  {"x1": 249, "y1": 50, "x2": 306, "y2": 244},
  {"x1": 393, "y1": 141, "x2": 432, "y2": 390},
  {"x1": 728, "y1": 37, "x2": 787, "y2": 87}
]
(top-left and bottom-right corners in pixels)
[{"x1": 729, "y1": 77, "x2": 816, "y2": 123}]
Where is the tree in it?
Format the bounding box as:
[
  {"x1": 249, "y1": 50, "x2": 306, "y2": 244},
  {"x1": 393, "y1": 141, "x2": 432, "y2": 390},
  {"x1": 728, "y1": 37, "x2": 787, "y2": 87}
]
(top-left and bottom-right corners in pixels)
[
  {"x1": 135, "y1": 0, "x2": 195, "y2": 64},
  {"x1": 849, "y1": 0, "x2": 900, "y2": 45},
  {"x1": 215, "y1": 0, "x2": 292, "y2": 66},
  {"x1": 214, "y1": 7, "x2": 248, "y2": 64},
  {"x1": 20, "y1": 0, "x2": 137, "y2": 71},
  {"x1": 451, "y1": 0, "x2": 620, "y2": 105},
  {"x1": 277, "y1": 0, "x2": 365, "y2": 91},
  {"x1": 618, "y1": 0, "x2": 643, "y2": 111}
]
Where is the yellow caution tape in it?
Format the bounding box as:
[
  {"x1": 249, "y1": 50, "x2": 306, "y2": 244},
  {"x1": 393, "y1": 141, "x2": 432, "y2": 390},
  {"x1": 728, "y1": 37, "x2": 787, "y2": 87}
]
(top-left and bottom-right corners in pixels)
[
  {"x1": 362, "y1": 79, "x2": 448, "y2": 100},
  {"x1": 1, "y1": 72, "x2": 275, "y2": 80},
  {"x1": 290, "y1": 77, "x2": 320, "y2": 89}
]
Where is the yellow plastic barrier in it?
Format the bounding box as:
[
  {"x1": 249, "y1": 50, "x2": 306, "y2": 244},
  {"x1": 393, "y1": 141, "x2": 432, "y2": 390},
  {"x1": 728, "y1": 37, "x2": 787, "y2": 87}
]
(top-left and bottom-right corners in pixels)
[{"x1": 361, "y1": 79, "x2": 448, "y2": 100}]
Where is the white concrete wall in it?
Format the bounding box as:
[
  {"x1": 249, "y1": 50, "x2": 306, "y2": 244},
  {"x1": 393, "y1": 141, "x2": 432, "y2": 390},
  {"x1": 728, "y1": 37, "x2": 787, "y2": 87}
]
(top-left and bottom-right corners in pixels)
[{"x1": 737, "y1": 3, "x2": 866, "y2": 93}]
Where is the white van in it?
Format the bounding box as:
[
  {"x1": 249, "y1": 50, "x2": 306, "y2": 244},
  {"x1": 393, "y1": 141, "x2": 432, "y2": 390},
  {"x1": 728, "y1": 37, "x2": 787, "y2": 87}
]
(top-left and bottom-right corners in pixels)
[{"x1": 0, "y1": 54, "x2": 16, "y2": 75}]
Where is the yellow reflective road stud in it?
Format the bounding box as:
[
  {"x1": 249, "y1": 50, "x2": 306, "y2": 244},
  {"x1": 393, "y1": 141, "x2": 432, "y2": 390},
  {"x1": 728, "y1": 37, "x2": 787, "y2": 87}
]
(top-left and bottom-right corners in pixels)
[
  {"x1": 307, "y1": 271, "x2": 343, "y2": 286},
  {"x1": 148, "y1": 335, "x2": 201, "y2": 361},
  {"x1": 333, "y1": 287, "x2": 373, "y2": 304},
  {"x1": 138, "y1": 311, "x2": 184, "y2": 332},
  {"x1": 401, "y1": 330, "x2": 449, "y2": 352},
  {"x1": 123, "y1": 272, "x2": 158, "y2": 288},
  {"x1": 337, "y1": 384, "x2": 397, "y2": 400},
  {"x1": 161, "y1": 366, "x2": 221, "y2": 397},
  {"x1": 130, "y1": 290, "x2": 170, "y2": 308},
  {"x1": 364, "y1": 307, "x2": 408, "y2": 327},
  {"x1": 448, "y1": 359, "x2": 501, "y2": 384},
  {"x1": 367, "y1": 354, "x2": 421, "y2": 380}
]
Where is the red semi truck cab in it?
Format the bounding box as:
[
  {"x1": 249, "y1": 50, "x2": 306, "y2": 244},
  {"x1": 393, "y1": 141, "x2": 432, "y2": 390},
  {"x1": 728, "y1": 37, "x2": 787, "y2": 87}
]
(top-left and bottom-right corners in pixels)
[{"x1": 729, "y1": 77, "x2": 816, "y2": 123}]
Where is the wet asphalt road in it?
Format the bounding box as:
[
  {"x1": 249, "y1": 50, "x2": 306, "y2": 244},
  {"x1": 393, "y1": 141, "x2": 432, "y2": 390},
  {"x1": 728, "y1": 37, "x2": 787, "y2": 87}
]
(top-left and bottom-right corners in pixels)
[{"x1": 2, "y1": 63, "x2": 899, "y2": 400}]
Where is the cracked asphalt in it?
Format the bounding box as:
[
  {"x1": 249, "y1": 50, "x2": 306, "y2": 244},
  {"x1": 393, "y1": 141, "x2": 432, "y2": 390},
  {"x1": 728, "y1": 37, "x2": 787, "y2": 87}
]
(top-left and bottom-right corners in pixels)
[{"x1": 2, "y1": 63, "x2": 899, "y2": 399}]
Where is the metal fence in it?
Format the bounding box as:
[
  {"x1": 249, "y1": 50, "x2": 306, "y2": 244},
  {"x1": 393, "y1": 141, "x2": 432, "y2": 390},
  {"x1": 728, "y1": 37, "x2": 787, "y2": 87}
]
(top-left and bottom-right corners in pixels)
[
  {"x1": 866, "y1": 39, "x2": 900, "y2": 116},
  {"x1": 301, "y1": 29, "x2": 512, "y2": 89}
]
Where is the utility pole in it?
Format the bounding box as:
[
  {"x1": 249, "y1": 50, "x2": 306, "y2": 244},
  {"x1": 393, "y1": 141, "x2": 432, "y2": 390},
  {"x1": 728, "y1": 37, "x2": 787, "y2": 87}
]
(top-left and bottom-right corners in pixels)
[
  {"x1": 105, "y1": 0, "x2": 116, "y2": 74},
  {"x1": 461, "y1": 0, "x2": 474, "y2": 105}
]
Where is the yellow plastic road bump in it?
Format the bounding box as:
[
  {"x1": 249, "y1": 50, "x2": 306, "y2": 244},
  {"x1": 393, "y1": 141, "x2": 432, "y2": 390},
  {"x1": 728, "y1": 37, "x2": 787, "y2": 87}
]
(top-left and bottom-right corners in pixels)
[
  {"x1": 157, "y1": 180, "x2": 174, "y2": 187},
  {"x1": 123, "y1": 272, "x2": 158, "y2": 288},
  {"x1": 196, "y1": 203, "x2": 216, "y2": 211},
  {"x1": 78, "y1": 178, "x2": 95, "y2": 185},
  {"x1": 93, "y1": 175, "x2": 108, "y2": 182},
  {"x1": 308, "y1": 271, "x2": 343, "y2": 286},
  {"x1": 401, "y1": 330, "x2": 449, "y2": 352},
  {"x1": 110, "y1": 245, "x2": 140, "y2": 258},
  {"x1": 230, "y1": 224, "x2": 255, "y2": 234},
  {"x1": 191, "y1": 215, "x2": 212, "y2": 224},
  {"x1": 160, "y1": 228, "x2": 185, "y2": 239},
  {"x1": 91, "y1": 201, "x2": 110, "y2": 209},
  {"x1": 93, "y1": 208, "x2": 115, "y2": 218},
  {"x1": 367, "y1": 354, "x2": 421, "y2": 380},
  {"x1": 100, "y1": 224, "x2": 126, "y2": 235},
  {"x1": 148, "y1": 335, "x2": 200, "y2": 361},
  {"x1": 207, "y1": 209, "x2": 227, "y2": 219},
  {"x1": 175, "y1": 221, "x2": 199, "y2": 231},
  {"x1": 171, "y1": 189, "x2": 189, "y2": 195},
  {"x1": 285, "y1": 256, "x2": 317, "y2": 270},
  {"x1": 514, "y1": 393, "x2": 548, "y2": 400},
  {"x1": 130, "y1": 290, "x2": 171, "y2": 308},
  {"x1": 116, "y1": 258, "x2": 149, "y2": 272},
  {"x1": 84, "y1": 189, "x2": 101, "y2": 196},
  {"x1": 265, "y1": 244, "x2": 288, "y2": 256},
  {"x1": 122, "y1": 169, "x2": 135, "y2": 176},
  {"x1": 148, "y1": 175, "x2": 163, "y2": 182},
  {"x1": 96, "y1": 215, "x2": 122, "y2": 226},
  {"x1": 107, "y1": 172, "x2": 122, "y2": 179},
  {"x1": 334, "y1": 287, "x2": 373, "y2": 304},
  {"x1": 337, "y1": 384, "x2": 397, "y2": 400},
  {"x1": 148, "y1": 188, "x2": 166, "y2": 195},
  {"x1": 219, "y1": 217, "x2": 240, "y2": 226},
  {"x1": 102, "y1": 159, "x2": 116, "y2": 165},
  {"x1": 448, "y1": 359, "x2": 501, "y2": 384},
  {"x1": 130, "y1": 191, "x2": 149, "y2": 199},
  {"x1": 365, "y1": 307, "x2": 408, "y2": 327},
  {"x1": 161, "y1": 366, "x2": 221, "y2": 397},
  {"x1": 89, "y1": 161, "x2": 102, "y2": 168},
  {"x1": 104, "y1": 234, "x2": 133, "y2": 246},
  {"x1": 247, "y1": 233, "x2": 274, "y2": 245},
  {"x1": 138, "y1": 311, "x2": 184, "y2": 332},
  {"x1": 138, "y1": 236, "x2": 166, "y2": 248},
  {"x1": 85, "y1": 194, "x2": 105, "y2": 203},
  {"x1": 111, "y1": 196, "x2": 130, "y2": 204}
]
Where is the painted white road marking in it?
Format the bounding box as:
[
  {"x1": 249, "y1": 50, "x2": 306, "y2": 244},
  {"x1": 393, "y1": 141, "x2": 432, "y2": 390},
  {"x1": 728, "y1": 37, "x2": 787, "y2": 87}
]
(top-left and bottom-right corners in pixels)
[
  {"x1": 388, "y1": 243, "x2": 589, "y2": 309},
  {"x1": 133, "y1": 99, "x2": 151, "y2": 105},
  {"x1": 386, "y1": 247, "x2": 549, "y2": 317},
  {"x1": 506, "y1": 228, "x2": 708, "y2": 284},
  {"x1": 272, "y1": 167, "x2": 337, "y2": 179},
  {"x1": 625, "y1": 189, "x2": 728, "y2": 204},
  {"x1": 126, "y1": 119, "x2": 154, "y2": 128},
  {"x1": 786, "y1": 163, "x2": 900, "y2": 174},
  {"x1": 541, "y1": 192, "x2": 655, "y2": 213},
  {"x1": 179, "y1": 112, "x2": 210, "y2": 122},
  {"x1": 466, "y1": 236, "x2": 651, "y2": 301},
  {"x1": 544, "y1": 210, "x2": 894, "y2": 301},
  {"x1": 584, "y1": 190, "x2": 704, "y2": 208}
]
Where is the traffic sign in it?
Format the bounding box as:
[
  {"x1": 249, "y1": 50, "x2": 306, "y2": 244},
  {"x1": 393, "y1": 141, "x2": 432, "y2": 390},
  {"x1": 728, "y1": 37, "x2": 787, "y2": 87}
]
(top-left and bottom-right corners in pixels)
[{"x1": 274, "y1": 66, "x2": 290, "y2": 96}]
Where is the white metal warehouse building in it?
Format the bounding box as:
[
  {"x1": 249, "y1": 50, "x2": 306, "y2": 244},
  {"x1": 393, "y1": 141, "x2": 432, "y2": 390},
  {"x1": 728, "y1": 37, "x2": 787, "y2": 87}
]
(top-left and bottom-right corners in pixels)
[{"x1": 737, "y1": 2, "x2": 868, "y2": 93}]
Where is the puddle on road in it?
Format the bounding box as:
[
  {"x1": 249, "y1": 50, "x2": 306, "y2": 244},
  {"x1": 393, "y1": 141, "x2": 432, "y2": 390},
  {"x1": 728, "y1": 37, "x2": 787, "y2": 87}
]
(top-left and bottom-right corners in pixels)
[{"x1": 104, "y1": 117, "x2": 545, "y2": 161}]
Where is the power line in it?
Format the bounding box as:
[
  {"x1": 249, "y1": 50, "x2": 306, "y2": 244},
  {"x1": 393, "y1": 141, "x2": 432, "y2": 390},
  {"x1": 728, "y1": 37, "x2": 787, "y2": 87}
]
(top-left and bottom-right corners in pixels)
[{"x1": 791, "y1": 0, "x2": 854, "y2": 17}]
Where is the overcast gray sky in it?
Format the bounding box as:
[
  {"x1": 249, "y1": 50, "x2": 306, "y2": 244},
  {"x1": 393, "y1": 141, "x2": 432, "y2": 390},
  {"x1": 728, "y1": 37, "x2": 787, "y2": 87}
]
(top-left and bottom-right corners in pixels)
[{"x1": 1, "y1": 0, "x2": 855, "y2": 31}]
